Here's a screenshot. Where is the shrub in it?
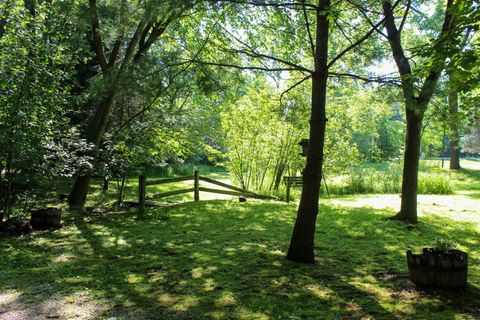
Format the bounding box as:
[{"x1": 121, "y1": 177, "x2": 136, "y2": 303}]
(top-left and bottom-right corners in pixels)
[
  {"x1": 321, "y1": 163, "x2": 451, "y2": 195},
  {"x1": 418, "y1": 174, "x2": 453, "y2": 195}
]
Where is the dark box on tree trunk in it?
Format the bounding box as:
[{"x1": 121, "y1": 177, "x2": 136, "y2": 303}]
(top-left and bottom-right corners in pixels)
[
  {"x1": 407, "y1": 248, "x2": 468, "y2": 288},
  {"x1": 30, "y1": 208, "x2": 62, "y2": 230}
]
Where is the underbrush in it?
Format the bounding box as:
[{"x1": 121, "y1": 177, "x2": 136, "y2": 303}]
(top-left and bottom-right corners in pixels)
[
  {"x1": 321, "y1": 162, "x2": 453, "y2": 196},
  {"x1": 260, "y1": 161, "x2": 455, "y2": 202}
]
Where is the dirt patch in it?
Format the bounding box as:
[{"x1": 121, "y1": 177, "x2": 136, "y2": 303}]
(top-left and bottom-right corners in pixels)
[
  {"x1": 375, "y1": 270, "x2": 409, "y2": 281},
  {"x1": 0, "y1": 290, "x2": 104, "y2": 320}
]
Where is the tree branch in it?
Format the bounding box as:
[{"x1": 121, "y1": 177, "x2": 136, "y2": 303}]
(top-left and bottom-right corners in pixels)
[
  {"x1": 215, "y1": 0, "x2": 318, "y2": 10},
  {"x1": 382, "y1": 0, "x2": 416, "y2": 103},
  {"x1": 346, "y1": 0, "x2": 389, "y2": 39},
  {"x1": 192, "y1": 60, "x2": 302, "y2": 72},
  {"x1": 280, "y1": 75, "x2": 312, "y2": 104},
  {"x1": 398, "y1": 0, "x2": 411, "y2": 35},
  {"x1": 328, "y1": 71, "x2": 402, "y2": 86},
  {"x1": 134, "y1": 15, "x2": 174, "y2": 62},
  {"x1": 108, "y1": 36, "x2": 124, "y2": 68},
  {"x1": 219, "y1": 24, "x2": 312, "y2": 73},
  {"x1": 327, "y1": 0, "x2": 403, "y2": 69},
  {"x1": 112, "y1": 28, "x2": 215, "y2": 137},
  {"x1": 417, "y1": 0, "x2": 455, "y2": 106},
  {"x1": 301, "y1": 0, "x2": 316, "y2": 63},
  {"x1": 89, "y1": 0, "x2": 109, "y2": 73}
]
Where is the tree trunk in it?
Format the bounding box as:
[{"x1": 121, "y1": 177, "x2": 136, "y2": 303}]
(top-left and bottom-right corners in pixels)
[
  {"x1": 103, "y1": 176, "x2": 109, "y2": 191},
  {"x1": 441, "y1": 127, "x2": 446, "y2": 168},
  {"x1": 68, "y1": 174, "x2": 91, "y2": 210},
  {"x1": 448, "y1": 86, "x2": 461, "y2": 169},
  {"x1": 68, "y1": 90, "x2": 117, "y2": 209},
  {"x1": 287, "y1": 0, "x2": 329, "y2": 263},
  {"x1": 273, "y1": 163, "x2": 286, "y2": 191},
  {"x1": 382, "y1": 0, "x2": 455, "y2": 224},
  {"x1": 67, "y1": 13, "x2": 152, "y2": 210},
  {"x1": 394, "y1": 107, "x2": 423, "y2": 224}
]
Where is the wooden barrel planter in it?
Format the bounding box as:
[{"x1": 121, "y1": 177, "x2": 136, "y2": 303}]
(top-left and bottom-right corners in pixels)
[
  {"x1": 30, "y1": 208, "x2": 62, "y2": 230},
  {"x1": 407, "y1": 248, "x2": 468, "y2": 288}
]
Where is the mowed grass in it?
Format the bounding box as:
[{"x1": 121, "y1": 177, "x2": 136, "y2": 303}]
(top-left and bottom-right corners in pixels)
[
  {"x1": 1, "y1": 200, "x2": 480, "y2": 319},
  {"x1": 1, "y1": 160, "x2": 479, "y2": 319}
]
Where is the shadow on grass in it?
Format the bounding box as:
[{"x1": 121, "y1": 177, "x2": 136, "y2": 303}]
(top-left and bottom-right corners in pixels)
[
  {"x1": 1, "y1": 200, "x2": 479, "y2": 319},
  {"x1": 452, "y1": 168, "x2": 480, "y2": 198}
]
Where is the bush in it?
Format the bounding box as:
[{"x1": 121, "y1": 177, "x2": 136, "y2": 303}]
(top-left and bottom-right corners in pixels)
[
  {"x1": 321, "y1": 163, "x2": 452, "y2": 195},
  {"x1": 418, "y1": 173, "x2": 453, "y2": 195},
  {"x1": 323, "y1": 164, "x2": 402, "y2": 195}
]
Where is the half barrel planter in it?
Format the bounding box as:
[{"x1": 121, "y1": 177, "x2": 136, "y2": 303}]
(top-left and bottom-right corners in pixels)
[{"x1": 407, "y1": 248, "x2": 468, "y2": 288}]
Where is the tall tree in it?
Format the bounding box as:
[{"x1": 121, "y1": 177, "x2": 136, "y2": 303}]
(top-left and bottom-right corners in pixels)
[
  {"x1": 382, "y1": 0, "x2": 457, "y2": 224},
  {"x1": 196, "y1": 0, "x2": 398, "y2": 262},
  {"x1": 68, "y1": 1, "x2": 195, "y2": 209},
  {"x1": 448, "y1": 73, "x2": 461, "y2": 169},
  {"x1": 286, "y1": 0, "x2": 330, "y2": 263},
  {"x1": 447, "y1": 19, "x2": 479, "y2": 169},
  {"x1": 286, "y1": 0, "x2": 399, "y2": 262},
  {"x1": 0, "y1": 0, "x2": 80, "y2": 221}
]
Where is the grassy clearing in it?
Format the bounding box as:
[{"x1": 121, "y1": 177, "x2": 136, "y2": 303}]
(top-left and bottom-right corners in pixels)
[{"x1": 1, "y1": 160, "x2": 479, "y2": 319}]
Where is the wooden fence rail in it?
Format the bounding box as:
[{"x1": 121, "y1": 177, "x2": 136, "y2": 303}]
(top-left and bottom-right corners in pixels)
[
  {"x1": 145, "y1": 175, "x2": 195, "y2": 186},
  {"x1": 138, "y1": 171, "x2": 273, "y2": 211}
]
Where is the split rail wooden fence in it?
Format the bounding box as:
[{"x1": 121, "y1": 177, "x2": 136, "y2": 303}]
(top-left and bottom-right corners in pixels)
[{"x1": 138, "y1": 171, "x2": 273, "y2": 211}]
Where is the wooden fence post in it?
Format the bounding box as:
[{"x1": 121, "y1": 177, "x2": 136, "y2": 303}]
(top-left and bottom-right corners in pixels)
[
  {"x1": 194, "y1": 170, "x2": 200, "y2": 202},
  {"x1": 286, "y1": 179, "x2": 291, "y2": 203},
  {"x1": 102, "y1": 177, "x2": 109, "y2": 191},
  {"x1": 139, "y1": 175, "x2": 146, "y2": 212}
]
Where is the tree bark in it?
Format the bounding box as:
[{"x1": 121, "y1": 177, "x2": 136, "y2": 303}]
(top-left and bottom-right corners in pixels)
[
  {"x1": 287, "y1": 0, "x2": 329, "y2": 263},
  {"x1": 68, "y1": 174, "x2": 91, "y2": 210},
  {"x1": 273, "y1": 163, "x2": 286, "y2": 191},
  {"x1": 395, "y1": 107, "x2": 423, "y2": 224},
  {"x1": 383, "y1": 0, "x2": 455, "y2": 224},
  {"x1": 448, "y1": 86, "x2": 461, "y2": 169},
  {"x1": 68, "y1": 90, "x2": 118, "y2": 209},
  {"x1": 441, "y1": 128, "x2": 446, "y2": 168}
]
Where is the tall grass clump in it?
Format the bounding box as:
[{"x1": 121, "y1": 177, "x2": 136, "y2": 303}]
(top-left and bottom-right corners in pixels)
[
  {"x1": 418, "y1": 173, "x2": 453, "y2": 194},
  {"x1": 325, "y1": 164, "x2": 402, "y2": 195},
  {"x1": 323, "y1": 162, "x2": 452, "y2": 195}
]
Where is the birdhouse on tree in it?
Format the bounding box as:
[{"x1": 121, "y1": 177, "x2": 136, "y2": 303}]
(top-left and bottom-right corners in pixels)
[{"x1": 299, "y1": 139, "x2": 309, "y2": 157}]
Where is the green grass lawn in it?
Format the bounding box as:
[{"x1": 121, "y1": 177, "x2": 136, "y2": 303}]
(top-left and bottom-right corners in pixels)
[{"x1": 1, "y1": 161, "x2": 479, "y2": 319}]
